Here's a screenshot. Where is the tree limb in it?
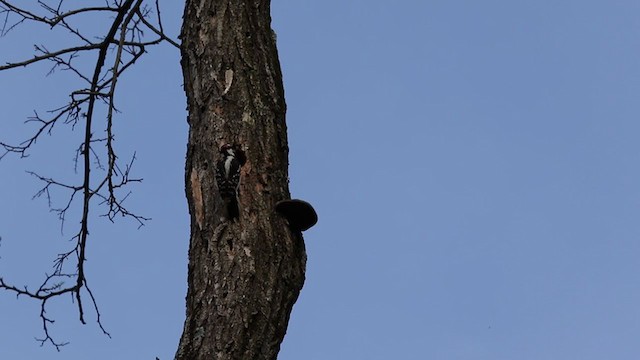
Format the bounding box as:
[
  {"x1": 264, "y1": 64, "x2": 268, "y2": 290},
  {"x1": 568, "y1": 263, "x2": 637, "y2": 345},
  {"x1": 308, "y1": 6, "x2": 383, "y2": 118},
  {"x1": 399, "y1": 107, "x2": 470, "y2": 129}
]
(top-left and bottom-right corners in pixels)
[{"x1": 0, "y1": 0, "x2": 178, "y2": 348}]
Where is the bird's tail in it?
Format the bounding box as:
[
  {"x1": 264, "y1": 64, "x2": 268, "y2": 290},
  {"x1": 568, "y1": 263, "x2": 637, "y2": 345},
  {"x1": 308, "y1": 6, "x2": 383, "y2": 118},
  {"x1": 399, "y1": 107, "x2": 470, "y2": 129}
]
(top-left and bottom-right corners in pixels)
[{"x1": 225, "y1": 197, "x2": 240, "y2": 220}]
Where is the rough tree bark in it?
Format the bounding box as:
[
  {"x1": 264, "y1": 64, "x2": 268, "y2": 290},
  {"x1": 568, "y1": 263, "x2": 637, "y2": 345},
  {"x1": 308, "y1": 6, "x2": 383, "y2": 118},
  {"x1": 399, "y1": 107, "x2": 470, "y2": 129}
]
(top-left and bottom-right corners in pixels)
[{"x1": 176, "y1": 0, "x2": 307, "y2": 359}]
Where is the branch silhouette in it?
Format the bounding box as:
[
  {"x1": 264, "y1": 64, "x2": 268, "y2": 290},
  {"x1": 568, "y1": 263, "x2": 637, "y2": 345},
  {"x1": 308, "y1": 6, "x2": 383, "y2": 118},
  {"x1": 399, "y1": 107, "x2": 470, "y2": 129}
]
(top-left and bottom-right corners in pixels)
[{"x1": 0, "y1": 0, "x2": 177, "y2": 349}]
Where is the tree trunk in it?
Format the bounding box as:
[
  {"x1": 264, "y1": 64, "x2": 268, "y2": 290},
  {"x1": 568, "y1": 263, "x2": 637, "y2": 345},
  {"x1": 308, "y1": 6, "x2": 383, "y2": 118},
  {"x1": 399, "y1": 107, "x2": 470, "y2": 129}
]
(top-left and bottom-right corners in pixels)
[{"x1": 176, "y1": 1, "x2": 306, "y2": 359}]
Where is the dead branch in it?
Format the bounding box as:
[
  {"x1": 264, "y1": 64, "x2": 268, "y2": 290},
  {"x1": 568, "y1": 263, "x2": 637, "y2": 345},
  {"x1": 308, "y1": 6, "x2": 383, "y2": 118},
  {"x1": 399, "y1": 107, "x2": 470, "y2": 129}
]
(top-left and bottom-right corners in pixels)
[{"x1": 0, "y1": 0, "x2": 178, "y2": 348}]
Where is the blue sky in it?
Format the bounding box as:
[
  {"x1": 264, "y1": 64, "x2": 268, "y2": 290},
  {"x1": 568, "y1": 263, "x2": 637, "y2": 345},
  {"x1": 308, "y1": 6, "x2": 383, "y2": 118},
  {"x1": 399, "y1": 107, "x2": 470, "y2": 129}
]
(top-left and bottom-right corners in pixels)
[{"x1": 2, "y1": 0, "x2": 640, "y2": 359}]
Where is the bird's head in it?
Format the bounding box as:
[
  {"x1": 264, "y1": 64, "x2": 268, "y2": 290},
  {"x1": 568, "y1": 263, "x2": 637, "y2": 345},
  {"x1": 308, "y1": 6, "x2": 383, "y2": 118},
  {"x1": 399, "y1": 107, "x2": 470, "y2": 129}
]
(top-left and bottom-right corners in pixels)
[
  {"x1": 220, "y1": 143, "x2": 247, "y2": 165},
  {"x1": 220, "y1": 143, "x2": 235, "y2": 157}
]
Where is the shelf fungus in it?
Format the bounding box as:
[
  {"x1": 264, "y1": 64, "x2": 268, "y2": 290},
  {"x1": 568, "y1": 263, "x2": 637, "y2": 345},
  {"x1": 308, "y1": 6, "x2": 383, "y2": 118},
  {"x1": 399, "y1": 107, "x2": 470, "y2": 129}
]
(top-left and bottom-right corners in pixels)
[{"x1": 275, "y1": 199, "x2": 318, "y2": 232}]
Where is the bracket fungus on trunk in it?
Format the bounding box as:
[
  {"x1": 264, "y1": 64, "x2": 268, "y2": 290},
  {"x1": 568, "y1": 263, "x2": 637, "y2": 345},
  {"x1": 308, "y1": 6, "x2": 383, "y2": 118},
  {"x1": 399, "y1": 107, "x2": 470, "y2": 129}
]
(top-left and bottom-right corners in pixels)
[{"x1": 275, "y1": 199, "x2": 318, "y2": 232}]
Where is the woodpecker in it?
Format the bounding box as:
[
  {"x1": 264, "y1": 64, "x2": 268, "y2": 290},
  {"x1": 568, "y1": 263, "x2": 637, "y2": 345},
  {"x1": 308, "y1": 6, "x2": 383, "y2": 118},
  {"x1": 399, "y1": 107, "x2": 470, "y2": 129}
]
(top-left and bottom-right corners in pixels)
[{"x1": 215, "y1": 143, "x2": 246, "y2": 220}]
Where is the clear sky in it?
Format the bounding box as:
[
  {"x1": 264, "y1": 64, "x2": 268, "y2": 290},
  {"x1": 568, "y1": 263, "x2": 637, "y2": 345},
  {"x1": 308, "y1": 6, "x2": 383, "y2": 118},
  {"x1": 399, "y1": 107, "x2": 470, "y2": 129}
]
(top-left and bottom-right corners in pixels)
[{"x1": 2, "y1": 0, "x2": 640, "y2": 359}]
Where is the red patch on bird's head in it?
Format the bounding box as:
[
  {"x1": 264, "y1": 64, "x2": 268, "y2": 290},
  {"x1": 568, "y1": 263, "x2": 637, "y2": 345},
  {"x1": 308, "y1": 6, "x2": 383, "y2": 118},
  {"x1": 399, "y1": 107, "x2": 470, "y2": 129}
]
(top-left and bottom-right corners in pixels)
[{"x1": 219, "y1": 143, "x2": 233, "y2": 153}]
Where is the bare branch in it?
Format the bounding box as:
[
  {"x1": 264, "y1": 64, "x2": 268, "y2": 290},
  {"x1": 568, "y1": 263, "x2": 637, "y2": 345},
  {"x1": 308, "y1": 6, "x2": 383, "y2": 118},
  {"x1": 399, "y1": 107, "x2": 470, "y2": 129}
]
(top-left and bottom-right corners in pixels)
[
  {"x1": 136, "y1": 1, "x2": 179, "y2": 49},
  {"x1": 0, "y1": 1, "x2": 119, "y2": 35},
  {"x1": 0, "y1": 0, "x2": 174, "y2": 346},
  {"x1": 0, "y1": 43, "x2": 102, "y2": 71}
]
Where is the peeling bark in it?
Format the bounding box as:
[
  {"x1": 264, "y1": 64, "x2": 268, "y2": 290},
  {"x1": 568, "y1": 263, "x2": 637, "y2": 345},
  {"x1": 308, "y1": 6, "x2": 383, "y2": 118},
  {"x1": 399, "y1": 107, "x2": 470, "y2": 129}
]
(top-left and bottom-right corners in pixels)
[{"x1": 176, "y1": 0, "x2": 306, "y2": 359}]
